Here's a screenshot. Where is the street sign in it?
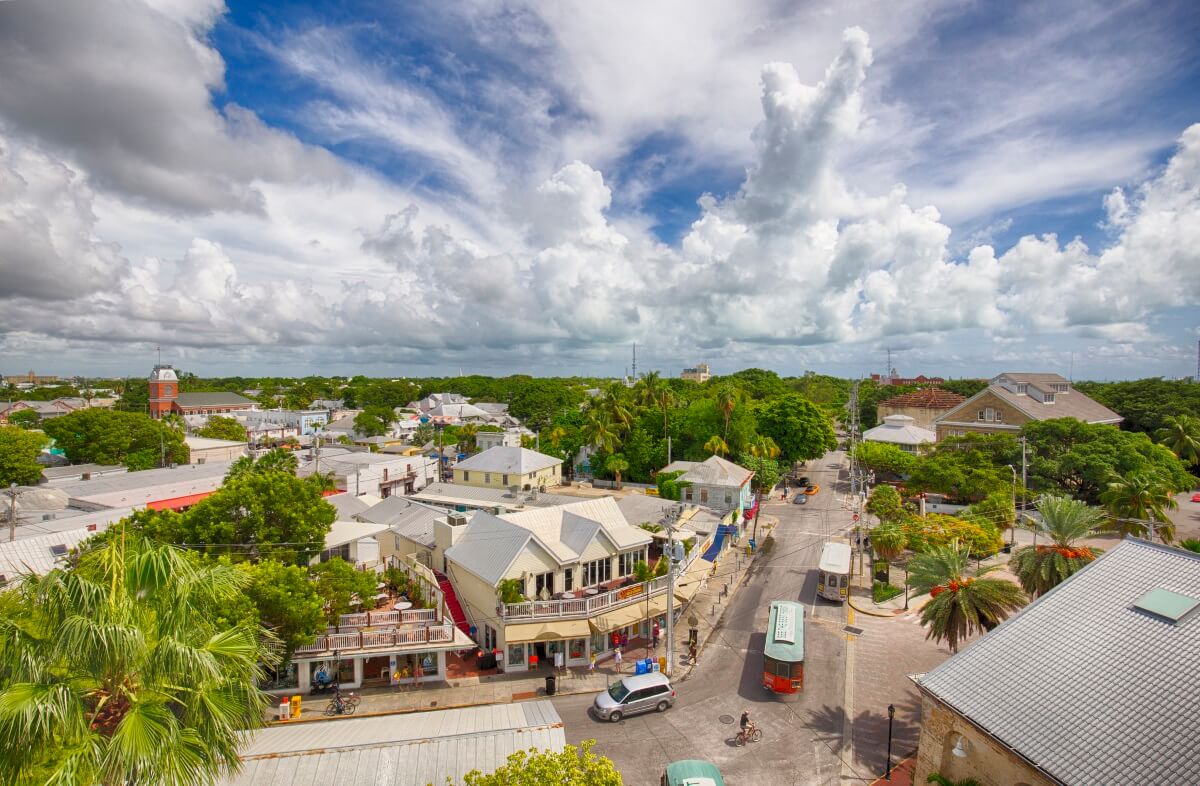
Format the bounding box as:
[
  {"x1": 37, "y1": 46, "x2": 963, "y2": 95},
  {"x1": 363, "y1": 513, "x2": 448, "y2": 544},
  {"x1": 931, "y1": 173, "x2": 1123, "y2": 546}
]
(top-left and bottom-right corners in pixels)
[{"x1": 852, "y1": 513, "x2": 859, "y2": 521}]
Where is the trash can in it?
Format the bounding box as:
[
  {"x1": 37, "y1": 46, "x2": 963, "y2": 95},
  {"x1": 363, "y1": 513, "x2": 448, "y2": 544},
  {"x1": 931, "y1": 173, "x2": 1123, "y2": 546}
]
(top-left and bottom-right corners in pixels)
[
  {"x1": 278, "y1": 696, "x2": 291, "y2": 721},
  {"x1": 291, "y1": 695, "x2": 302, "y2": 718},
  {"x1": 658, "y1": 656, "x2": 666, "y2": 672},
  {"x1": 544, "y1": 675, "x2": 556, "y2": 696}
]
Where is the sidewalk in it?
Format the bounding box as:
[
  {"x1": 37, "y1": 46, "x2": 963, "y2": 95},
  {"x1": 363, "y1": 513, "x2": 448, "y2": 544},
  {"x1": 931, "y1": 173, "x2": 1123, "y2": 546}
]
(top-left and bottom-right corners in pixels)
[{"x1": 274, "y1": 516, "x2": 776, "y2": 723}]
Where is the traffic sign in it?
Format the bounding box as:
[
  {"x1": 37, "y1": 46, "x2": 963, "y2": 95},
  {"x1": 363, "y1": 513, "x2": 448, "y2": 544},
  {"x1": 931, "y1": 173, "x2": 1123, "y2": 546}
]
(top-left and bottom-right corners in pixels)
[{"x1": 852, "y1": 513, "x2": 859, "y2": 521}]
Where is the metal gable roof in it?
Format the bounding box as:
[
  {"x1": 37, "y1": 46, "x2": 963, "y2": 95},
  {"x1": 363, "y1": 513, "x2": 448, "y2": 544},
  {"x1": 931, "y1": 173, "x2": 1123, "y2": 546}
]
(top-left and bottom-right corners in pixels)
[
  {"x1": 453, "y1": 446, "x2": 561, "y2": 474},
  {"x1": 915, "y1": 539, "x2": 1200, "y2": 785}
]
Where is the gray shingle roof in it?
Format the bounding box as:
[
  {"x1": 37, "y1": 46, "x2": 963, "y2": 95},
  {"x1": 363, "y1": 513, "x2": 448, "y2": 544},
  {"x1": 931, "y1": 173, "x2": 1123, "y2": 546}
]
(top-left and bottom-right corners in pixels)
[
  {"x1": 662, "y1": 455, "x2": 753, "y2": 487},
  {"x1": 915, "y1": 539, "x2": 1200, "y2": 786},
  {"x1": 453, "y1": 446, "x2": 561, "y2": 475}
]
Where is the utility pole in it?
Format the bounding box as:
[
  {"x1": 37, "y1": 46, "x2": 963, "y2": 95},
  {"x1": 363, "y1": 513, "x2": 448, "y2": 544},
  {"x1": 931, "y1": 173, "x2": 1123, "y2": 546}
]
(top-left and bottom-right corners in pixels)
[
  {"x1": 8, "y1": 483, "x2": 17, "y2": 542},
  {"x1": 665, "y1": 512, "x2": 675, "y2": 675},
  {"x1": 667, "y1": 435, "x2": 672, "y2": 466}
]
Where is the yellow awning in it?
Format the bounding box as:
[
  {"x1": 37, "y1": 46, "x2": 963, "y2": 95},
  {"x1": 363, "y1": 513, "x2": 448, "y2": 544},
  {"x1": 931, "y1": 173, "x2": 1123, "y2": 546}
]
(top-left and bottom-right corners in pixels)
[
  {"x1": 590, "y1": 596, "x2": 669, "y2": 633},
  {"x1": 674, "y1": 558, "x2": 714, "y2": 604},
  {"x1": 504, "y1": 619, "x2": 591, "y2": 643}
]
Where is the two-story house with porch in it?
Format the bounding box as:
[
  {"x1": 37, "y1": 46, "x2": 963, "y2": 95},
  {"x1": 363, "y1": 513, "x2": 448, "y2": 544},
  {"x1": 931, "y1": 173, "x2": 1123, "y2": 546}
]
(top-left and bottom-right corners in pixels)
[
  {"x1": 660, "y1": 455, "x2": 755, "y2": 519},
  {"x1": 441, "y1": 496, "x2": 712, "y2": 672},
  {"x1": 933, "y1": 373, "x2": 1121, "y2": 441}
]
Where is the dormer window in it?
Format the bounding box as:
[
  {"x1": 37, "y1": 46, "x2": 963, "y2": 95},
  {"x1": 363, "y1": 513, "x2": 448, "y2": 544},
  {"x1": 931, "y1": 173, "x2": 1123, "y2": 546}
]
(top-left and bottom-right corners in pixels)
[
  {"x1": 1044, "y1": 393, "x2": 1055, "y2": 404},
  {"x1": 1052, "y1": 383, "x2": 1069, "y2": 393},
  {"x1": 1016, "y1": 384, "x2": 1028, "y2": 394}
]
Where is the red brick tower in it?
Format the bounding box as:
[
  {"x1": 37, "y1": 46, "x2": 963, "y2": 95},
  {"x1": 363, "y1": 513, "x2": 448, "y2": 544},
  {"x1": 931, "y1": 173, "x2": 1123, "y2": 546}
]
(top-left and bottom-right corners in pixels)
[{"x1": 148, "y1": 364, "x2": 179, "y2": 419}]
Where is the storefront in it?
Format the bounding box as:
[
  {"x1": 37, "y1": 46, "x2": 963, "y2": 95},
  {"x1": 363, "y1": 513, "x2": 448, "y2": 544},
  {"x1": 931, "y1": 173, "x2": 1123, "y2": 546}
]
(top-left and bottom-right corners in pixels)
[
  {"x1": 502, "y1": 619, "x2": 591, "y2": 671},
  {"x1": 285, "y1": 647, "x2": 451, "y2": 694}
]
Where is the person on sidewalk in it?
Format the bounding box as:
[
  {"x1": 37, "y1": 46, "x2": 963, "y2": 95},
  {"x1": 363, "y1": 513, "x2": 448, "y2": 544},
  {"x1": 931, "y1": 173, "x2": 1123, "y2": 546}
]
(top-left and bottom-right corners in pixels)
[
  {"x1": 588, "y1": 652, "x2": 597, "y2": 673},
  {"x1": 613, "y1": 646, "x2": 623, "y2": 672},
  {"x1": 688, "y1": 642, "x2": 698, "y2": 665},
  {"x1": 652, "y1": 621, "x2": 660, "y2": 649},
  {"x1": 414, "y1": 659, "x2": 424, "y2": 689}
]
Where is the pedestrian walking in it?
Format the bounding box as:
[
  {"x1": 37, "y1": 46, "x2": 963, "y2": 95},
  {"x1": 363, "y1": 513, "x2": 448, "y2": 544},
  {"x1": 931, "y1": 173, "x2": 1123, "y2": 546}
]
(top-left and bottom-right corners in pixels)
[
  {"x1": 652, "y1": 621, "x2": 661, "y2": 649},
  {"x1": 414, "y1": 659, "x2": 424, "y2": 689},
  {"x1": 688, "y1": 642, "x2": 698, "y2": 665},
  {"x1": 588, "y1": 652, "x2": 597, "y2": 673},
  {"x1": 613, "y1": 646, "x2": 623, "y2": 672}
]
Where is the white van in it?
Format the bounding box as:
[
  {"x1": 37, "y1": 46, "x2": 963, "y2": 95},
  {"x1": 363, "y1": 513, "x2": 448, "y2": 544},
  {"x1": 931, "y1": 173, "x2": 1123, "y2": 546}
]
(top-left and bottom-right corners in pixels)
[{"x1": 592, "y1": 672, "x2": 676, "y2": 722}]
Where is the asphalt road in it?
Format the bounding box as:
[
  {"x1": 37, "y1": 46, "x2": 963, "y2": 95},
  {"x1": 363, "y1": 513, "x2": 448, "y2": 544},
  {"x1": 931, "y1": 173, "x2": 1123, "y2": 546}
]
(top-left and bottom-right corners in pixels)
[{"x1": 553, "y1": 451, "x2": 860, "y2": 785}]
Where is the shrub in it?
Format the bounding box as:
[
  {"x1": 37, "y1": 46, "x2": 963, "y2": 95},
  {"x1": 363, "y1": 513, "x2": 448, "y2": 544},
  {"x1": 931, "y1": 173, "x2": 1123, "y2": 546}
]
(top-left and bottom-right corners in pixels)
[
  {"x1": 872, "y1": 523, "x2": 908, "y2": 560},
  {"x1": 904, "y1": 514, "x2": 1003, "y2": 557},
  {"x1": 873, "y1": 581, "x2": 903, "y2": 603}
]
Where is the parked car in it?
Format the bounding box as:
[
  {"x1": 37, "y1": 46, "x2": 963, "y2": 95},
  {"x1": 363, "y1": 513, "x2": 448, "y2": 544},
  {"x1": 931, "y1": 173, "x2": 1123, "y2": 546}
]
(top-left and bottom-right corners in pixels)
[
  {"x1": 804, "y1": 484, "x2": 819, "y2": 496},
  {"x1": 593, "y1": 672, "x2": 675, "y2": 722},
  {"x1": 662, "y1": 760, "x2": 725, "y2": 786},
  {"x1": 793, "y1": 495, "x2": 808, "y2": 505},
  {"x1": 1191, "y1": 492, "x2": 1200, "y2": 503},
  {"x1": 798, "y1": 476, "x2": 810, "y2": 486}
]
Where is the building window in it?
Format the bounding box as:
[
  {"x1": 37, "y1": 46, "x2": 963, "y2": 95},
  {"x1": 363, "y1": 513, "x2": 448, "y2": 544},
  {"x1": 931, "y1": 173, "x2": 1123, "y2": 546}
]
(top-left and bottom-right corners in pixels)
[
  {"x1": 700, "y1": 488, "x2": 709, "y2": 503},
  {"x1": 584, "y1": 558, "x2": 612, "y2": 586},
  {"x1": 1052, "y1": 383, "x2": 1069, "y2": 392},
  {"x1": 502, "y1": 474, "x2": 509, "y2": 485},
  {"x1": 563, "y1": 568, "x2": 573, "y2": 592},
  {"x1": 534, "y1": 571, "x2": 554, "y2": 597},
  {"x1": 1016, "y1": 384, "x2": 1028, "y2": 394},
  {"x1": 618, "y1": 549, "x2": 646, "y2": 577},
  {"x1": 977, "y1": 409, "x2": 986, "y2": 421},
  {"x1": 1044, "y1": 393, "x2": 1055, "y2": 403},
  {"x1": 725, "y1": 491, "x2": 732, "y2": 505},
  {"x1": 508, "y1": 644, "x2": 526, "y2": 667},
  {"x1": 483, "y1": 625, "x2": 496, "y2": 650},
  {"x1": 462, "y1": 471, "x2": 470, "y2": 482},
  {"x1": 484, "y1": 473, "x2": 492, "y2": 483}
]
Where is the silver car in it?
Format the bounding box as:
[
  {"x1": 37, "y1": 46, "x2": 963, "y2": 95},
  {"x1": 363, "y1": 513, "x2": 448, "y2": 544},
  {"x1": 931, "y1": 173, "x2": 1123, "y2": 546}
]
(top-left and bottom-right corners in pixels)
[{"x1": 593, "y1": 672, "x2": 676, "y2": 722}]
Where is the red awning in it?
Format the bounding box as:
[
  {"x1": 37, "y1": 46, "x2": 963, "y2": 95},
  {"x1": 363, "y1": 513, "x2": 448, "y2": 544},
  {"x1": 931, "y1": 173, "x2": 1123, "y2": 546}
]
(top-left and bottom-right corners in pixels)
[{"x1": 147, "y1": 492, "x2": 214, "y2": 511}]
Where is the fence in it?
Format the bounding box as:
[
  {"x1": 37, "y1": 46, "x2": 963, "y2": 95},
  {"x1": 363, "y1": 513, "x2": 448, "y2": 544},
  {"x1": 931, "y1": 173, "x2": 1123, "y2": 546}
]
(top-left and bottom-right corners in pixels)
[
  {"x1": 294, "y1": 622, "x2": 455, "y2": 656},
  {"x1": 336, "y1": 607, "x2": 439, "y2": 628}
]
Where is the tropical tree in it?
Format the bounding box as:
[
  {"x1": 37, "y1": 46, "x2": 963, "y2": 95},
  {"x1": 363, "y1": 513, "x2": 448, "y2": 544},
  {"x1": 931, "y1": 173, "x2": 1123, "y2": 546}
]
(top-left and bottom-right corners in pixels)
[
  {"x1": 908, "y1": 541, "x2": 1027, "y2": 653},
  {"x1": 582, "y1": 411, "x2": 621, "y2": 456},
  {"x1": 717, "y1": 386, "x2": 737, "y2": 441},
  {"x1": 596, "y1": 382, "x2": 635, "y2": 433},
  {"x1": 1099, "y1": 471, "x2": 1179, "y2": 542},
  {"x1": 605, "y1": 455, "x2": 630, "y2": 490},
  {"x1": 0, "y1": 426, "x2": 45, "y2": 486},
  {"x1": 1180, "y1": 539, "x2": 1200, "y2": 554},
  {"x1": 546, "y1": 426, "x2": 567, "y2": 450},
  {"x1": 226, "y1": 447, "x2": 299, "y2": 481},
  {"x1": 311, "y1": 558, "x2": 380, "y2": 625},
  {"x1": 755, "y1": 394, "x2": 838, "y2": 463},
  {"x1": 458, "y1": 423, "x2": 480, "y2": 453},
  {"x1": 459, "y1": 741, "x2": 621, "y2": 785},
  {"x1": 196, "y1": 415, "x2": 247, "y2": 442},
  {"x1": 1008, "y1": 495, "x2": 1106, "y2": 596},
  {"x1": 0, "y1": 534, "x2": 269, "y2": 786},
  {"x1": 866, "y1": 485, "x2": 905, "y2": 524},
  {"x1": 42, "y1": 409, "x2": 189, "y2": 470},
  {"x1": 1155, "y1": 414, "x2": 1200, "y2": 467},
  {"x1": 5, "y1": 409, "x2": 40, "y2": 429},
  {"x1": 871, "y1": 523, "x2": 908, "y2": 561},
  {"x1": 703, "y1": 435, "x2": 729, "y2": 456},
  {"x1": 748, "y1": 435, "x2": 780, "y2": 460}
]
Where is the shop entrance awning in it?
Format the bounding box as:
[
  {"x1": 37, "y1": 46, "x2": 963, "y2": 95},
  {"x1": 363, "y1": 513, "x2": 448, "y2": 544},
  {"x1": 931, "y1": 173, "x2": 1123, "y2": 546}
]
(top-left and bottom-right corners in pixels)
[
  {"x1": 674, "y1": 558, "x2": 713, "y2": 604},
  {"x1": 590, "y1": 597, "x2": 669, "y2": 634},
  {"x1": 505, "y1": 619, "x2": 591, "y2": 643}
]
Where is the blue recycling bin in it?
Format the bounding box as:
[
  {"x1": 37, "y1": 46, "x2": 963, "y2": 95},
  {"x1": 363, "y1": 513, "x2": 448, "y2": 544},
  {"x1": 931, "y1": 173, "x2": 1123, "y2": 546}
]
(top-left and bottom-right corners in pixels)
[{"x1": 635, "y1": 658, "x2": 652, "y2": 675}]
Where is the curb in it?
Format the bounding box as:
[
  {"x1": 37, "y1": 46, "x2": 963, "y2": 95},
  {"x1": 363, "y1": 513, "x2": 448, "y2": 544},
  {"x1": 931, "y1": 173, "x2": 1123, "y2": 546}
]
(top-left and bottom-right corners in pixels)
[{"x1": 847, "y1": 595, "x2": 906, "y2": 618}]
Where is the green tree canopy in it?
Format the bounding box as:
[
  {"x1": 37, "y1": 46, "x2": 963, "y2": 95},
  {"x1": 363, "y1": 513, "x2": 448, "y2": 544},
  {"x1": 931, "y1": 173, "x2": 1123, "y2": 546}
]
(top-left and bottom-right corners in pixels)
[
  {"x1": 153, "y1": 470, "x2": 337, "y2": 564},
  {"x1": 508, "y1": 379, "x2": 584, "y2": 430},
  {"x1": 312, "y1": 557, "x2": 380, "y2": 625},
  {"x1": 42, "y1": 409, "x2": 189, "y2": 470},
  {"x1": 754, "y1": 394, "x2": 837, "y2": 463},
  {"x1": 356, "y1": 380, "x2": 421, "y2": 410},
  {"x1": 865, "y1": 485, "x2": 905, "y2": 524},
  {"x1": 1022, "y1": 418, "x2": 1194, "y2": 503},
  {"x1": 226, "y1": 448, "x2": 299, "y2": 481},
  {"x1": 962, "y1": 491, "x2": 1017, "y2": 531},
  {"x1": 5, "y1": 409, "x2": 40, "y2": 429},
  {"x1": 853, "y1": 441, "x2": 918, "y2": 476},
  {"x1": 0, "y1": 426, "x2": 45, "y2": 486},
  {"x1": 354, "y1": 405, "x2": 394, "y2": 437},
  {"x1": 196, "y1": 415, "x2": 247, "y2": 442},
  {"x1": 738, "y1": 453, "x2": 782, "y2": 495},
  {"x1": 226, "y1": 559, "x2": 325, "y2": 661},
  {"x1": 0, "y1": 534, "x2": 269, "y2": 786},
  {"x1": 1074, "y1": 377, "x2": 1200, "y2": 435},
  {"x1": 459, "y1": 741, "x2": 622, "y2": 786},
  {"x1": 1100, "y1": 471, "x2": 1180, "y2": 542},
  {"x1": 1155, "y1": 414, "x2": 1200, "y2": 467},
  {"x1": 907, "y1": 434, "x2": 1014, "y2": 502}
]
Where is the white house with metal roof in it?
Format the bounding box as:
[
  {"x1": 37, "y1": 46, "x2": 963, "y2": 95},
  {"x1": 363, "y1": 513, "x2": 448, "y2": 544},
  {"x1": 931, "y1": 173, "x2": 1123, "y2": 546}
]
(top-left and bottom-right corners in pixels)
[
  {"x1": 443, "y1": 495, "x2": 697, "y2": 672},
  {"x1": 452, "y1": 445, "x2": 563, "y2": 491},
  {"x1": 862, "y1": 414, "x2": 937, "y2": 453},
  {"x1": 661, "y1": 454, "x2": 755, "y2": 515},
  {"x1": 912, "y1": 538, "x2": 1200, "y2": 786}
]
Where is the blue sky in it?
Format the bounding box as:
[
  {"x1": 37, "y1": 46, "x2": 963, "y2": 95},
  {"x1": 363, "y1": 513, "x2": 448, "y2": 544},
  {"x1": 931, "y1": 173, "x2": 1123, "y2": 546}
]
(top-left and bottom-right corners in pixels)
[{"x1": 0, "y1": 0, "x2": 1197, "y2": 380}]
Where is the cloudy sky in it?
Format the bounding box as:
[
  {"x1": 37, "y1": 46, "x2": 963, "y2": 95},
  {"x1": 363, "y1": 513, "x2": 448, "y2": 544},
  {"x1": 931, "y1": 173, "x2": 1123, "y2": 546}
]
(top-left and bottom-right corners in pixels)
[{"x1": 1, "y1": 0, "x2": 1198, "y2": 381}]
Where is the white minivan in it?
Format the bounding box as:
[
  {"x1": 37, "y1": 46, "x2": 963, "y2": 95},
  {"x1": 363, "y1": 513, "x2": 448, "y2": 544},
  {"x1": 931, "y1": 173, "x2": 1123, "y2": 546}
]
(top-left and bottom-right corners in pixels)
[{"x1": 593, "y1": 672, "x2": 676, "y2": 722}]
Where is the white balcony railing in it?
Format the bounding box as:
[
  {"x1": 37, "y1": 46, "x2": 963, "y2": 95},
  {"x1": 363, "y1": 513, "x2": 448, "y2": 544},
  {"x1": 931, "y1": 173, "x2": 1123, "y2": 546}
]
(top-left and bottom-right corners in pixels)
[
  {"x1": 294, "y1": 623, "x2": 455, "y2": 656},
  {"x1": 500, "y1": 570, "x2": 683, "y2": 621}
]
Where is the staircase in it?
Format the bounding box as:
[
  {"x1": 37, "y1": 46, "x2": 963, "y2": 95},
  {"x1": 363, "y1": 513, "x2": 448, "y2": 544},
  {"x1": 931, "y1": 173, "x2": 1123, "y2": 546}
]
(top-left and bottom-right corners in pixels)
[{"x1": 434, "y1": 569, "x2": 472, "y2": 638}]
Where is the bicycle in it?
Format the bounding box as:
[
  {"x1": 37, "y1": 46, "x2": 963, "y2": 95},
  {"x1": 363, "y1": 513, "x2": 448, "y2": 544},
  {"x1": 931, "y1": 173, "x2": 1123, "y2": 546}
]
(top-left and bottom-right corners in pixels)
[
  {"x1": 735, "y1": 726, "x2": 762, "y2": 746},
  {"x1": 324, "y1": 696, "x2": 357, "y2": 716}
]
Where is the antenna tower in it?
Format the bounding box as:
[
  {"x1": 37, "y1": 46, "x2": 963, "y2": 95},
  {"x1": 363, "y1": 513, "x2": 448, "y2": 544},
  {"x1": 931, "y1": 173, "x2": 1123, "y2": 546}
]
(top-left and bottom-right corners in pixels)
[
  {"x1": 631, "y1": 342, "x2": 638, "y2": 381},
  {"x1": 885, "y1": 348, "x2": 893, "y2": 384}
]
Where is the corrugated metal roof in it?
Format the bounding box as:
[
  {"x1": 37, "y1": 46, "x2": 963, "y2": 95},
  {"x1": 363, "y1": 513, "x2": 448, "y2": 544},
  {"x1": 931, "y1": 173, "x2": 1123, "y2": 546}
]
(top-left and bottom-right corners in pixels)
[
  {"x1": 359, "y1": 497, "x2": 443, "y2": 549},
  {"x1": 454, "y1": 446, "x2": 561, "y2": 474},
  {"x1": 862, "y1": 415, "x2": 936, "y2": 446},
  {"x1": 222, "y1": 701, "x2": 564, "y2": 786},
  {"x1": 56, "y1": 461, "x2": 232, "y2": 505},
  {"x1": 325, "y1": 520, "x2": 392, "y2": 549},
  {"x1": 662, "y1": 456, "x2": 753, "y2": 487},
  {"x1": 916, "y1": 539, "x2": 1200, "y2": 786},
  {"x1": 0, "y1": 526, "x2": 99, "y2": 579}
]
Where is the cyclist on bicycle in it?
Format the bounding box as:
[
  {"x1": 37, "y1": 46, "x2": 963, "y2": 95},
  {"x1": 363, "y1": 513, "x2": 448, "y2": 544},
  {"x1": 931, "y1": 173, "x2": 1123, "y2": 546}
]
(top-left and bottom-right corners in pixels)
[{"x1": 740, "y1": 710, "x2": 755, "y2": 735}]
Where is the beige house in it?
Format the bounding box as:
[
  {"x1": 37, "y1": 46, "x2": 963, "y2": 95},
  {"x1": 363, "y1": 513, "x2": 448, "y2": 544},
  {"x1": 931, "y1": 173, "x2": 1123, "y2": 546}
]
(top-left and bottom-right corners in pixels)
[
  {"x1": 912, "y1": 539, "x2": 1200, "y2": 786},
  {"x1": 877, "y1": 388, "x2": 966, "y2": 431},
  {"x1": 183, "y1": 435, "x2": 248, "y2": 464},
  {"x1": 442, "y1": 496, "x2": 709, "y2": 672},
  {"x1": 680, "y1": 362, "x2": 711, "y2": 383},
  {"x1": 452, "y1": 446, "x2": 562, "y2": 491},
  {"x1": 933, "y1": 373, "x2": 1121, "y2": 441}
]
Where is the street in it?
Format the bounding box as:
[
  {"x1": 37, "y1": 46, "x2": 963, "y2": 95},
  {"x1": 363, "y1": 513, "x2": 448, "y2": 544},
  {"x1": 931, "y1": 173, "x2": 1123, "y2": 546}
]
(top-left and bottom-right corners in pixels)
[{"x1": 553, "y1": 450, "x2": 862, "y2": 785}]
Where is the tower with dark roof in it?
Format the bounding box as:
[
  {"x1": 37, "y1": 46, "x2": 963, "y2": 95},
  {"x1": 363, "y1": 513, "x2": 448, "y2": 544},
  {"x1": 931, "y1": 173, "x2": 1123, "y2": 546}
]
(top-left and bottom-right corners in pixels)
[{"x1": 148, "y1": 365, "x2": 179, "y2": 419}]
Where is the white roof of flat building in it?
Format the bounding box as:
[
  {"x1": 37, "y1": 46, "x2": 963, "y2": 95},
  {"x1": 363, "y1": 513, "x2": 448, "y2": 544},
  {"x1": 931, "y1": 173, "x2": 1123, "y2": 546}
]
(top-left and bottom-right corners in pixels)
[
  {"x1": 862, "y1": 414, "x2": 936, "y2": 446},
  {"x1": 184, "y1": 436, "x2": 248, "y2": 450},
  {"x1": 56, "y1": 461, "x2": 232, "y2": 508},
  {"x1": 222, "y1": 701, "x2": 565, "y2": 786},
  {"x1": 324, "y1": 519, "x2": 391, "y2": 550}
]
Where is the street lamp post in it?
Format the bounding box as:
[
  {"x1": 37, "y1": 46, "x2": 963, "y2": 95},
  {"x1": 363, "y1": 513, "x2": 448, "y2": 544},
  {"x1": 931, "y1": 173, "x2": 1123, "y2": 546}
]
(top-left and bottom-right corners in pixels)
[{"x1": 885, "y1": 703, "x2": 896, "y2": 780}]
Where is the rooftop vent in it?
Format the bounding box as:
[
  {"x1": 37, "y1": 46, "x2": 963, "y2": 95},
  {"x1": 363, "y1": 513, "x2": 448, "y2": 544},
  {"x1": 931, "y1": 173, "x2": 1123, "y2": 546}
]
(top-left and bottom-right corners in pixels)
[
  {"x1": 50, "y1": 544, "x2": 68, "y2": 557},
  {"x1": 1133, "y1": 588, "x2": 1200, "y2": 624}
]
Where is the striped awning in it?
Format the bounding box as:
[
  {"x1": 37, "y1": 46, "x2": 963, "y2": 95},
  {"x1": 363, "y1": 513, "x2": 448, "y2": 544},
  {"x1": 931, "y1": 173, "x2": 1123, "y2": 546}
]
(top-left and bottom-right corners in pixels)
[{"x1": 504, "y1": 619, "x2": 591, "y2": 643}]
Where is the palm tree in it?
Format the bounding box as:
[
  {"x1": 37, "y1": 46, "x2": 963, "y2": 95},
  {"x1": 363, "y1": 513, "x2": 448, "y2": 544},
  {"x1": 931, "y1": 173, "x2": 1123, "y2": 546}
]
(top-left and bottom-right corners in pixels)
[
  {"x1": 909, "y1": 541, "x2": 1027, "y2": 653},
  {"x1": 749, "y1": 436, "x2": 780, "y2": 460},
  {"x1": 606, "y1": 455, "x2": 630, "y2": 490},
  {"x1": 546, "y1": 426, "x2": 567, "y2": 449},
  {"x1": 704, "y1": 435, "x2": 729, "y2": 457},
  {"x1": 926, "y1": 775, "x2": 983, "y2": 786},
  {"x1": 1180, "y1": 539, "x2": 1200, "y2": 554},
  {"x1": 582, "y1": 411, "x2": 620, "y2": 456},
  {"x1": 1009, "y1": 495, "x2": 1105, "y2": 596},
  {"x1": 638, "y1": 371, "x2": 677, "y2": 435},
  {"x1": 599, "y1": 382, "x2": 635, "y2": 432},
  {"x1": 717, "y1": 386, "x2": 737, "y2": 441},
  {"x1": 0, "y1": 533, "x2": 269, "y2": 786},
  {"x1": 1100, "y1": 472, "x2": 1179, "y2": 542},
  {"x1": 1155, "y1": 414, "x2": 1200, "y2": 467},
  {"x1": 459, "y1": 423, "x2": 479, "y2": 453}
]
